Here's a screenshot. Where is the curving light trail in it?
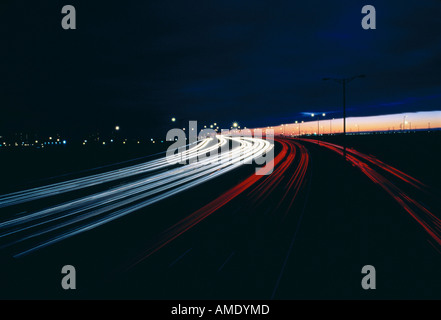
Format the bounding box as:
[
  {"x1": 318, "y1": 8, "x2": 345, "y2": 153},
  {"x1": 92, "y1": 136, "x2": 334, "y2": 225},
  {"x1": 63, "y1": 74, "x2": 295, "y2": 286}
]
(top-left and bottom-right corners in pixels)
[
  {"x1": 127, "y1": 138, "x2": 311, "y2": 270},
  {"x1": 299, "y1": 138, "x2": 441, "y2": 248},
  {"x1": 0, "y1": 136, "x2": 273, "y2": 257},
  {"x1": 0, "y1": 138, "x2": 215, "y2": 208}
]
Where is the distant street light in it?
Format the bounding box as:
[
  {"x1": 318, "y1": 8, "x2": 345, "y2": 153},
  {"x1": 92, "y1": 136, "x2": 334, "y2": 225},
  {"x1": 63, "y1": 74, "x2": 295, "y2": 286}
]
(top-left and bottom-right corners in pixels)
[
  {"x1": 171, "y1": 117, "x2": 176, "y2": 122},
  {"x1": 297, "y1": 121, "x2": 304, "y2": 136},
  {"x1": 311, "y1": 113, "x2": 326, "y2": 144},
  {"x1": 115, "y1": 126, "x2": 120, "y2": 131},
  {"x1": 323, "y1": 74, "x2": 366, "y2": 159}
]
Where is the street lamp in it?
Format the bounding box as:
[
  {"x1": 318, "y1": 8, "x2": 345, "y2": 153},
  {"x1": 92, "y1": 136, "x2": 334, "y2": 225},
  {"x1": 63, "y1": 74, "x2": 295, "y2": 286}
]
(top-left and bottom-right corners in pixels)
[
  {"x1": 311, "y1": 113, "x2": 326, "y2": 144},
  {"x1": 323, "y1": 74, "x2": 365, "y2": 159},
  {"x1": 297, "y1": 121, "x2": 304, "y2": 137},
  {"x1": 114, "y1": 125, "x2": 120, "y2": 143}
]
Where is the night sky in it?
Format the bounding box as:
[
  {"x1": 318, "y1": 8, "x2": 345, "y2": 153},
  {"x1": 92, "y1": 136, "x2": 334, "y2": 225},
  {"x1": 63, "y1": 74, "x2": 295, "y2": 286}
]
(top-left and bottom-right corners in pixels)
[{"x1": 1, "y1": 0, "x2": 440, "y2": 138}]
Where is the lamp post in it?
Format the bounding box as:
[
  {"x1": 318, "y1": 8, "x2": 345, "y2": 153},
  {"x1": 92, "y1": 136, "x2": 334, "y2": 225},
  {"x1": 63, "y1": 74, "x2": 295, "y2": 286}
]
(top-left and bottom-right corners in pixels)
[
  {"x1": 114, "y1": 125, "x2": 120, "y2": 143},
  {"x1": 402, "y1": 116, "x2": 407, "y2": 132},
  {"x1": 323, "y1": 74, "x2": 365, "y2": 159},
  {"x1": 311, "y1": 113, "x2": 326, "y2": 145}
]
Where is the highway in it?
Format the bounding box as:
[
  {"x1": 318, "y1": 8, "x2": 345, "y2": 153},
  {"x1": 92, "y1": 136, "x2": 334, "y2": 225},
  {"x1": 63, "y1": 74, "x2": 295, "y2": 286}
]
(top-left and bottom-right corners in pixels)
[
  {"x1": 299, "y1": 139, "x2": 441, "y2": 248},
  {"x1": 0, "y1": 135, "x2": 440, "y2": 299},
  {"x1": 0, "y1": 135, "x2": 272, "y2": 258},
  {"x1": 115, "y1": 137, "x2": 441, "y2": 299}
]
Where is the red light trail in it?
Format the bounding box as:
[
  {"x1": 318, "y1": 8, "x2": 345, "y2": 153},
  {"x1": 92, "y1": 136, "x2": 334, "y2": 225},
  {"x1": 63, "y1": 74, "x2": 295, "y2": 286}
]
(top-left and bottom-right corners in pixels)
[
  {"x1": 127, "y1": 138, "x2": 311, "y2": 269},
  {"x1": 298, "y1": 138, "x2": 441, "y2": 248}
]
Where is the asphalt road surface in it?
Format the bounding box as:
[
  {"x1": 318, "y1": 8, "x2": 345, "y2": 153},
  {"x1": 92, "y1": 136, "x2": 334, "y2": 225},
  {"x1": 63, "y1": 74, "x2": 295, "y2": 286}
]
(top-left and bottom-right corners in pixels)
[{"x1": 0, "y1": 135, "x2": 440, "y2": 299}]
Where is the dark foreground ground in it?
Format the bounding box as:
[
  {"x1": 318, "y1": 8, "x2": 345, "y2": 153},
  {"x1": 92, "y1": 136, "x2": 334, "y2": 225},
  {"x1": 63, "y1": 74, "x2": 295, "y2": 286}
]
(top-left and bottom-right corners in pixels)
[{"x1": 0, "y1": 132, "x2": 440, "y2": 299}]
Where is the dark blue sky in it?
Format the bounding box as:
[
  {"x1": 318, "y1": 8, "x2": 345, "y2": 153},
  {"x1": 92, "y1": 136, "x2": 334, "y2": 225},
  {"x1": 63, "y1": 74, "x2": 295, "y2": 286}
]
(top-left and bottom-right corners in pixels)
[{"x1": 1, "y1": 0, "x2": 440, "y2": 138}]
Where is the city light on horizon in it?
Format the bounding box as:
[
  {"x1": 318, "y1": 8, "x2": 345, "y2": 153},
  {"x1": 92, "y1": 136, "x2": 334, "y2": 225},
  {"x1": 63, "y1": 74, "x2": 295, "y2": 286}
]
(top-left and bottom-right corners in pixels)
[{"x1": 254, "y1": 111, "x2": 441, "y2": 135}]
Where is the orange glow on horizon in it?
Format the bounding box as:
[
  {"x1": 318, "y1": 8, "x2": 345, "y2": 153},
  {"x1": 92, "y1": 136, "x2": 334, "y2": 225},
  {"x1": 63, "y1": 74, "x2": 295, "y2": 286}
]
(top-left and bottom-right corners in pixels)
[{"x1": 254, "y1": 111, "x2": 441, "y2": 135}]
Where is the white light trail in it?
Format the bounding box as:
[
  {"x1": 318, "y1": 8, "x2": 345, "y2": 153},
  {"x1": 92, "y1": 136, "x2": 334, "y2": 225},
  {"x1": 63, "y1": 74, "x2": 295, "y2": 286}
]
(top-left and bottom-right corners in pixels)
[{"x1": 0, "y1": 136, "x2": 273, "y2": 257}]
